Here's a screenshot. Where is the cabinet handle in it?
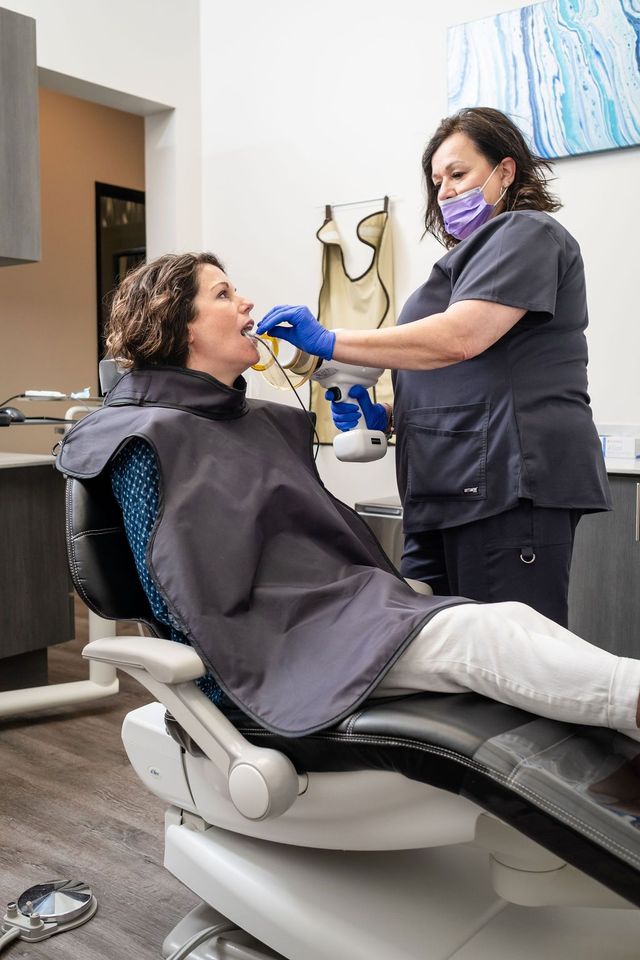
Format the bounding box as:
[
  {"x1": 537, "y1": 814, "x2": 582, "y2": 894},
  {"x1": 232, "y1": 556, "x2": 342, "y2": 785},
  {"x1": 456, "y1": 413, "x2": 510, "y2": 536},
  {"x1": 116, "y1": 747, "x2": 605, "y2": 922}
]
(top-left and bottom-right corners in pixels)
[{"x1": 636, "y1": 483, "x2": 640, "y2": 542}]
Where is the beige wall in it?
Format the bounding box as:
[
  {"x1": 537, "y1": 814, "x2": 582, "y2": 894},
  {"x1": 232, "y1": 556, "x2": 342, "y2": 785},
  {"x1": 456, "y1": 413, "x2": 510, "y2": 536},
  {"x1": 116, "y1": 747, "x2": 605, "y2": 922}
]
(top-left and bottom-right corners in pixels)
[{"x1": 0, "y1": 87, "x2": 144, "y2": 454}]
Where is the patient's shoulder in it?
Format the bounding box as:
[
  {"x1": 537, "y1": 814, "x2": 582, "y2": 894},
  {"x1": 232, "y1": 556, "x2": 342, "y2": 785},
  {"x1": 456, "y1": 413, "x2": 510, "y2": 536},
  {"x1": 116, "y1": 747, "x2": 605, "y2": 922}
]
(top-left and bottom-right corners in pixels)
[{"x1": 110, "y1": 437, "x2": 159, "y2": 504}]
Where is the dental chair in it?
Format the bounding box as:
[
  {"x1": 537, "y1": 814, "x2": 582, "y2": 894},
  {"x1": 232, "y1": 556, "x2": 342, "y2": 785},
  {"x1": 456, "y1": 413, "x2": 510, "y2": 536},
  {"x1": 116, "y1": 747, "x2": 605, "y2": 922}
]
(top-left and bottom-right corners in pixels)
[{"x1": 67, "y1": 475, "x2": 640, "y2": 960}]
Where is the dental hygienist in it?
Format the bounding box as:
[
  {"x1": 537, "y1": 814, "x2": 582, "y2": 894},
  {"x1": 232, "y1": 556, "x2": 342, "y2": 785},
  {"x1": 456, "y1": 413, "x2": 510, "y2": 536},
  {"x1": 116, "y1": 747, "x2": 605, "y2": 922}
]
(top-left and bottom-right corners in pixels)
[{"x1": 257, "y1": 107, "x2": 611, "y2": 627}]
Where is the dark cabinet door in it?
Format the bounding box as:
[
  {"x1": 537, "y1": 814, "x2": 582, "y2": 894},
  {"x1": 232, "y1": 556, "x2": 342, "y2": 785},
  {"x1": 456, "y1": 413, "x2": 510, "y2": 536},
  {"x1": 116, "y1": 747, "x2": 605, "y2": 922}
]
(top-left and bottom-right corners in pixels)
[
  {"x1": 569, "y1": 475, "x2": 640, "y2": 657},
  {"x1": 0, "y1": 465, "x2": 73, "y2": 658}
]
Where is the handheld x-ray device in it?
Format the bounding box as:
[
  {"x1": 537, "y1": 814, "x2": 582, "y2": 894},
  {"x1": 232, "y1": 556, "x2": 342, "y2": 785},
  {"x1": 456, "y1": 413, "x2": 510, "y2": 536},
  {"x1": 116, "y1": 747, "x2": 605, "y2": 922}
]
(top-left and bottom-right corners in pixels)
[{"x1": 247, "y1": 334, "x2": 387, "y2": 463}]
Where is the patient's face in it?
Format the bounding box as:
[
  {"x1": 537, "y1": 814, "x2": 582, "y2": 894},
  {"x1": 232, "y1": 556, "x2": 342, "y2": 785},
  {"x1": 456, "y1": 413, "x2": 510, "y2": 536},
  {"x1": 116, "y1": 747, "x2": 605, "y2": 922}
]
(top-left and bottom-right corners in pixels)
[{"x1": 187, "y1": 263, "x2": 259, "y2": 385}]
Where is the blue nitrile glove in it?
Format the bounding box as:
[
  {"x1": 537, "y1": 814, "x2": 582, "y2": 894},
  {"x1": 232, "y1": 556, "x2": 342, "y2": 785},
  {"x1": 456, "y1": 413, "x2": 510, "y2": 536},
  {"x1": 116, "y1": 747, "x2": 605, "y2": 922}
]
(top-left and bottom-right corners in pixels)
[
  {"x1": 257, "y1": 305, "x2": 336, "y2": 360},
  {"x1": 325, "y1": 384, "x2": 388, "y2": 433}
]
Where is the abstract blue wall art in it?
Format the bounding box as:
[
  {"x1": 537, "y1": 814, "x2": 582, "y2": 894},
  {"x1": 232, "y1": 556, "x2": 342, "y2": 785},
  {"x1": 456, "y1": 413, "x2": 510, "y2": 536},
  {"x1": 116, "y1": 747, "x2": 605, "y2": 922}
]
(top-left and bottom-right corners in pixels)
[{"x1": 448, "y1": 0, "x2": 640, "y2": 159}]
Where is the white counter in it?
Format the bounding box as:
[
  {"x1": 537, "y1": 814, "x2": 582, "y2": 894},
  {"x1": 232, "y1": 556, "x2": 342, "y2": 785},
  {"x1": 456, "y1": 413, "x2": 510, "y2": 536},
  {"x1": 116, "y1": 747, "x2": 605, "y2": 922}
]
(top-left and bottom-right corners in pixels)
[
  {"x1": 0, "y1": 452, "x2": 55, "y2": 469},
  {"x1": 604, "y1": 458, "x2": 640, "y2": 476}
]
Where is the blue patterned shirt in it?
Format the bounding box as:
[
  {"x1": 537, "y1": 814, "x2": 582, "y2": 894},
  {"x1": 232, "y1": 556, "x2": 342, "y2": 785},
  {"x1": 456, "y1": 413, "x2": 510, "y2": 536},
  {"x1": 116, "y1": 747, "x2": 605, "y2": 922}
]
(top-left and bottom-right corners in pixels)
[{"x1": 110, "y1": 437, "x2": 225, "y2": 706}]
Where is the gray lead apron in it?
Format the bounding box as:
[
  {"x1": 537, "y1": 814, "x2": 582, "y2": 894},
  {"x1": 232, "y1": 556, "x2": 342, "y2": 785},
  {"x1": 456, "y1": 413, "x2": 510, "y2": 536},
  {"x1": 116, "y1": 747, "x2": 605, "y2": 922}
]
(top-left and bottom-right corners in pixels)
[{"x1": 57, "y1": 367, "x2": 466, "y2": 736}]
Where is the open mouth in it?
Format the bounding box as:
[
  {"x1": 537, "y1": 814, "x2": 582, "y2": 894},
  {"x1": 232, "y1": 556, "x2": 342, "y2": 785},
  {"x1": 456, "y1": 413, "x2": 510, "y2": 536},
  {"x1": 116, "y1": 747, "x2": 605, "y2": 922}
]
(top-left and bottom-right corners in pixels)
[{"x1": 241, "y1": 321, "x2": 257, "y2": 339}]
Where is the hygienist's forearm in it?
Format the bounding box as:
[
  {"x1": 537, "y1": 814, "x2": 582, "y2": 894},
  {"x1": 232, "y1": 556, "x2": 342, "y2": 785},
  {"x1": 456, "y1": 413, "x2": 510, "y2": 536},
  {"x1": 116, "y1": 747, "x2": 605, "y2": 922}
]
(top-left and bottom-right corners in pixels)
[{"x1": 331, "y1": 314, "x2": 467, "y2": 371}]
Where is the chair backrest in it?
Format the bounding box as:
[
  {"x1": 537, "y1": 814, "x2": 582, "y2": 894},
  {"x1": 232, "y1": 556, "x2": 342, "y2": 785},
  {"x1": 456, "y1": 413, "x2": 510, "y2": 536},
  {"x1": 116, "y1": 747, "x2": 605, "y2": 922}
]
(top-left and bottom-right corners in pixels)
[{"x1": 65, "y1": 475, "x2": 168, "y2": 637}]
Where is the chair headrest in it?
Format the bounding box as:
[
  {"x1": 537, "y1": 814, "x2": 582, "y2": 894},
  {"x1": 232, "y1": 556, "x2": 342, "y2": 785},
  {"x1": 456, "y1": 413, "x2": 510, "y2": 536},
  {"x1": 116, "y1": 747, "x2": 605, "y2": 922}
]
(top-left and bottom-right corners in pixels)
[{"x1": 65, "y1": 475, "x2": 166, "y2": 636}]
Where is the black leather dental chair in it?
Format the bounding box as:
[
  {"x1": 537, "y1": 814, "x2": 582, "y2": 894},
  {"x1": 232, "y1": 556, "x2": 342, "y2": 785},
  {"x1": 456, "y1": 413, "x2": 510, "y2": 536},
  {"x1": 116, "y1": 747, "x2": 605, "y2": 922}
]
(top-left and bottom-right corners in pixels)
[{"x1": 67, "y1": 475, "x2": 640, "y2": 960}]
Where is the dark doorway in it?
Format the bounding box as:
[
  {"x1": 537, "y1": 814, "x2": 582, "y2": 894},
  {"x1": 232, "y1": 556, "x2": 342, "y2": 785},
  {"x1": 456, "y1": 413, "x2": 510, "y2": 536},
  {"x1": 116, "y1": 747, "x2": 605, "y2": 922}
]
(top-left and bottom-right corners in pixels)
[{"x1": 95, "y1": 182, "x2": 146, "y2": 383}]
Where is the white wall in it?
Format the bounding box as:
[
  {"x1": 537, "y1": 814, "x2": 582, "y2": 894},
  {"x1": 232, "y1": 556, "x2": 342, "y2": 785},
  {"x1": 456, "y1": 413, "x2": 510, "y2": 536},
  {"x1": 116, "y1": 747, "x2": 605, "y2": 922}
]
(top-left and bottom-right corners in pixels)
[
  {"x1": 1, "y1": 0, "x2": 203, "y2": 255},
  {"x1": 200, "y1": 0, "x2": 640, "y2": 505}
]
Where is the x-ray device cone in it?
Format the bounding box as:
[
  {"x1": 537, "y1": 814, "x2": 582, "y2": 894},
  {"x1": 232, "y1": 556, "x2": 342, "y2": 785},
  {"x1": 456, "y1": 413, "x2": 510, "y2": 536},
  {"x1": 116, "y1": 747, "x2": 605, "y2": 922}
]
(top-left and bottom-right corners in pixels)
[
  {"x1": 248, "y1": 334, "x2": 320, "y2": 390},
  {"x1": 247, "y1": 332, "x2": 387, "y2": 462}
]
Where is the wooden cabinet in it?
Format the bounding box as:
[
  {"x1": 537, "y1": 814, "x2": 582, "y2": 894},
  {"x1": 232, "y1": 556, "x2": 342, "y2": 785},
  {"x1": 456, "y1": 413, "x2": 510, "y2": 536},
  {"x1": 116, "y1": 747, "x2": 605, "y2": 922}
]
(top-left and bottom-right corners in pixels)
[
  {"x1": 568, "y1": 474, "x2": 640, "y2": 657},
  {"x1": 0, "y1": 460, "x2": 73, "y2": 690},
  {"x1": 0, "y1": 7, "x2": 40, "y2": 265}
]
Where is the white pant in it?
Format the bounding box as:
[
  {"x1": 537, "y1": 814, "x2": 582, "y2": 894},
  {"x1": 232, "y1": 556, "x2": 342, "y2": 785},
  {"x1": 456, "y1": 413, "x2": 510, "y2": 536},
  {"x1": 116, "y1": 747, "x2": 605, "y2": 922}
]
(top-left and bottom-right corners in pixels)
[{"x1": 375, "y1": 601, "x2": 640, "y2": 739}]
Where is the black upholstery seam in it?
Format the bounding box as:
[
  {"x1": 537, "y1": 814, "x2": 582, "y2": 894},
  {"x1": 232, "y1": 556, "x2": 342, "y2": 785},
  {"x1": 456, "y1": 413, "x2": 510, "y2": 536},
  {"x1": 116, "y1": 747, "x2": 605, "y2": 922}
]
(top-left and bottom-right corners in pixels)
[
  {"x1": 241, "y1": 728, "x2": 640, "y2": 866},
  {"x1": 66, "y1": 485, "x2": 88, "y2": 607},
  {"x1": 65, "y1": 483, "x2": 112, "y2": 618},
  {"x1": 70, "y1": 527, "x2": 122, "y2": 540},
  {"x1": 345, "y1": 709, "x2": 366, "y2": 736}
]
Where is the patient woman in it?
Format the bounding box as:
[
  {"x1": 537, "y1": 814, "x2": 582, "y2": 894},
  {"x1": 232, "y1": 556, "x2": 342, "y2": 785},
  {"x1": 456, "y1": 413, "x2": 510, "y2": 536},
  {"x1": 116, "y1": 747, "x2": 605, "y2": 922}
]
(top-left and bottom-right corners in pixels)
[{"x1": 57, "y1": 252, "x2": 640, "y2": 742}]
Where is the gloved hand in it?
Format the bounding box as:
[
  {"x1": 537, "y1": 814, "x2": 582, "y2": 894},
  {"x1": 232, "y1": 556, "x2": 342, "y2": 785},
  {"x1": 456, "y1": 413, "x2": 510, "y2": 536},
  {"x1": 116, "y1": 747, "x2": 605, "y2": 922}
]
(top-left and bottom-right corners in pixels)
[
  {"x1": 326, "y1": 384, "x2": 389, "y2": 433},
  {"x1": 257, "y1": 305, "x2": 336, "y2": 360}
]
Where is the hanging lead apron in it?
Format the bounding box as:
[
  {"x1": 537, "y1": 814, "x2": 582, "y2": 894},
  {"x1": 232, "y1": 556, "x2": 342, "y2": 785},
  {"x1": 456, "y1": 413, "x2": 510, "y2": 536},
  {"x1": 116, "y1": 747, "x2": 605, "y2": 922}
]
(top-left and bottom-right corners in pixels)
[{"x1": 312, "y1": 197, "x2": 395, "y2": 443}]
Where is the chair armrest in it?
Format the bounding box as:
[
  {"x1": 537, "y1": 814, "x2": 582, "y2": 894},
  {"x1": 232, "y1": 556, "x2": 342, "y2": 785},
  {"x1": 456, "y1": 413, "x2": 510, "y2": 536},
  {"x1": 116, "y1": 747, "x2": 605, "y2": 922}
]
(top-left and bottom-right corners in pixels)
[
  {"x1": 83, "y1": 635, "x2": 304, "y2": 820},
  {"x1": 83, "y1": 635, "x2": 206, "y2": 683}
]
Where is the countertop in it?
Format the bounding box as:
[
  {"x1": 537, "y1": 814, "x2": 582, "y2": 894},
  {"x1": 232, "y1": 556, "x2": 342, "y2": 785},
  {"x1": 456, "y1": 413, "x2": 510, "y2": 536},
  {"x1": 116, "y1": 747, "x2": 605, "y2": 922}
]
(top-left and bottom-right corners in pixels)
[
  {"x1": 604, "y1": 458, "x2": 640, "y2": 476},
  {"x1": 0, "y1": 452, "x2": 55, "y2": 469},
  {"x1": 355, "y1": 459, "x2": 640, "y2": 514}
]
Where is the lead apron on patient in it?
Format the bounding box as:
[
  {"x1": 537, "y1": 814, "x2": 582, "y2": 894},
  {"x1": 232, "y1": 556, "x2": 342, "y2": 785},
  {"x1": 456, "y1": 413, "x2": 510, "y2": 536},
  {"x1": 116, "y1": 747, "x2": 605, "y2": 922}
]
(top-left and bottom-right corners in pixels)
[
  {"x1": 57, "y1": 367, "x2": 466, "y2": 737},
  {"x1": 313, "y1": 197, "x2": 395, "y2": 442}
]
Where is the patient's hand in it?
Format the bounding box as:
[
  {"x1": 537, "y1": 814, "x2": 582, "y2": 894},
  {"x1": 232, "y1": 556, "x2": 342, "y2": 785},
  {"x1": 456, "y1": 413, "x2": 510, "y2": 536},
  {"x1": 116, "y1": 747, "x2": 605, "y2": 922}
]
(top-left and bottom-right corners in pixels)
[{"x1": 404, "y1": 577, "x2": 433, "y2": 597}]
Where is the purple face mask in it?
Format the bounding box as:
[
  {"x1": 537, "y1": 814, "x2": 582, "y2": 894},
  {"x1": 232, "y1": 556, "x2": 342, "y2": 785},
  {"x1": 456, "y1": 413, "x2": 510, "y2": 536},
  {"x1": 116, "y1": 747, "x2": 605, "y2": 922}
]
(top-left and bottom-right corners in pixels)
[{"x1": 438, "y1": 166, "x2": 506, "y2": 241}]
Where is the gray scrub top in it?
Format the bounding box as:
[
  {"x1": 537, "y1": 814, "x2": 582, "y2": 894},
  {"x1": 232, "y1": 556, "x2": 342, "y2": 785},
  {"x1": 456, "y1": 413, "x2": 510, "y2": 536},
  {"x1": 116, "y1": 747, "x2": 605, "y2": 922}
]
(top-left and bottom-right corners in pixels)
[{"x1": 392, "y1": 210, "x2": 611, "y2": 533}]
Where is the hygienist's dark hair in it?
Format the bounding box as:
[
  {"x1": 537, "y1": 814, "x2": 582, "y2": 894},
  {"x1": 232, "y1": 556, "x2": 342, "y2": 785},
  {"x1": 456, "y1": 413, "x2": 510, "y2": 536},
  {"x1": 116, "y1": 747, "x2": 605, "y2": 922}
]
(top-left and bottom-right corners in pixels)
[
  {"x1": 105, "y1": 252, "x2": 225, "y2": 369},
  {"x1": 422, "y1": 107, "x2": 562, "y2": 249}
]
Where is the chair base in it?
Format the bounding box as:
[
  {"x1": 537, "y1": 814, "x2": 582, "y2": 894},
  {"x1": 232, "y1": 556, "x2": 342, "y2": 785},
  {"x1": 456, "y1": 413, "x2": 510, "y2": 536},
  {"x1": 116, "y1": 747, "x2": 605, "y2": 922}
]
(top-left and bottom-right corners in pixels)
[
  {"x1": 162, "y1": 903, "x2": 283, "y2": 959},
  {"x1": 163, "y1": 814, "x2": 640, "y2": 960}
]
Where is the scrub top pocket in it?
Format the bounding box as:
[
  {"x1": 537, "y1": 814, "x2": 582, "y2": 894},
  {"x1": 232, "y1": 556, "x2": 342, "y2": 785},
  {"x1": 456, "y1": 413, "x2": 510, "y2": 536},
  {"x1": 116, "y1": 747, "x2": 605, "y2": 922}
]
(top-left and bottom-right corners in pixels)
[{"x1": 404, "y1": 402, "x2": 489, "y2": 501}]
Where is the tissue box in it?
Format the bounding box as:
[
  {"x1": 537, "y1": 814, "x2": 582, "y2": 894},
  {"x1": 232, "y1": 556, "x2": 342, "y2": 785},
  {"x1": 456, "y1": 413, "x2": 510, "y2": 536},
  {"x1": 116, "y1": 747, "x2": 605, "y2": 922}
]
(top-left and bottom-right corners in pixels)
[{"x1": 599, "y1": 435, "x2": 640, "y2": 459}]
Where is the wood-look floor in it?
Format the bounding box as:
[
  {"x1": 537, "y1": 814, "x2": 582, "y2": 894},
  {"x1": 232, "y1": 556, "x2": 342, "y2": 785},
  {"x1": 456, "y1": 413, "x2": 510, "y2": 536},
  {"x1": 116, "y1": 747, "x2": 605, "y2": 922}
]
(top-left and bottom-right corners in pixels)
[{"x1": 0, "y1": 604, "x2": 196, "y2": 959}]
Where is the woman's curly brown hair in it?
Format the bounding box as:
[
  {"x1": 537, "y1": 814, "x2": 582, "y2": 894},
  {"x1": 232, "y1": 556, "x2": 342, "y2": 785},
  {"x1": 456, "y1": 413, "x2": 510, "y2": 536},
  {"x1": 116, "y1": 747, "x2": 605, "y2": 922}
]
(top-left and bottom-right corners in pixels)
[
  {"x1": 422, "y1": 107, "x2": 561, "y2": 249},
  {"x1": 105, "y1": 252, "x2": 225, "y2": 369}
]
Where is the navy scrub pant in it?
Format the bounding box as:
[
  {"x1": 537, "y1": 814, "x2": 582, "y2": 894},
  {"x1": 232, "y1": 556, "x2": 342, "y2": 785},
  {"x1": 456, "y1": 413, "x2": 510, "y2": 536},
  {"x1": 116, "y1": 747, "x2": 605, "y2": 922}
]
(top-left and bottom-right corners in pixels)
[{"x1": 400, "y1": 499, "x2": 582, "y2": 628}]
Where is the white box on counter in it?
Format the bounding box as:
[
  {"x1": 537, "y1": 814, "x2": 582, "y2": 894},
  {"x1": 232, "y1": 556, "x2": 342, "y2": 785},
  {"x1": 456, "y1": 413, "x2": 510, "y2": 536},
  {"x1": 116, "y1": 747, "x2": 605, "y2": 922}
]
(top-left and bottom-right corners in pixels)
[{"x1": 599, "y1": 435, "x2": 640, "y2": 459}]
